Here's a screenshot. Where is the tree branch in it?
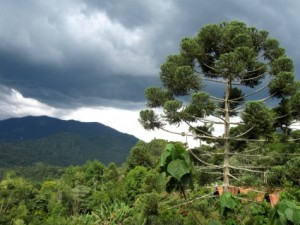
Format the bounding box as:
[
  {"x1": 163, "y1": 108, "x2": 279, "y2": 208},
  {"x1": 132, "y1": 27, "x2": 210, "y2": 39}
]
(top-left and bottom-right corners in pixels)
[
  {"x1": 198, "y1": 117, "x2": 225, "y2": 125},
  {"x1": 229, "y1": 153, "x2": 270, "y2": 157},
  {"x1": 160, "y1": 127, "x2": 193, "y2": 137},
  {"x1": 202, "y1": 77, "x2": 227, "y2": 83},
  {"x1": 210, "y1": 95, "x2": 225, "y2": 102},
  {"x1": 228, "y1": 165, "x2": 267, "y2": 173},
  {"x1": 230, "y1": 137, "x2": 269, "y2": 142},
  {"x1": 239, "y1": 71, "x2": 266, "y2": 82},
  {"x1": 184, "y1": 120, "x2": 214, "y2": 137},
  {"x1": 228, "y1": 173, "x2": 240, "y2": 181},
  {"x1": 231, "y1": 83, "x2": 269, "y2": 101},
  {"x1": 230, "y1": 165, "x2": 269, "y2": 169},
  {"x1": 196, "y1": 166, "x2": 223, "y2": 170},
  {"x1": 287, "y1": 137, "x2": 300, "y2": 142},
  {"x1": 168, "y1": 192, "x2": 216, "y2": 209},
  {"x1": 212, "y1": 114, "x2": 226, "y2": 123},
  {"x1": 188, "y1": 149, "x2": 222, "y2": 168},
  {"x1": 161, "y1": 126, "x2": 227, "y2": 141},
  {"x1": 160, "y1": 124, "x2": 273, "y2": 143},
  {"x1": 239, "y1": 144, "x2": 264, "y2": 153},
  {"x1": 198, "y1": 152, "x2": 225, "y2": 156},
  {"x1": 215, "y1": 106, "x2": 226, "y2": 112},
  {"x1": 201, "y1": 171, "x2": 224, "y2": 175},
  {"x1": 258, "y1": 92, "x2": 277, "y2": 102},
  {"x1": 200, "y1": 63, "x2": 243, "y2": 85},
  {"x1": 228, "y1": 105, "x2": 244, "y2": 112},
  {"x1": 273, "y1": 110, "x2": 297, "y2": 120},
  {"x1": 246, "y1": 65, "x2": 266, "y2": 73},
  {"x1": 231, "y1": 126, "x2": 254, "y2": 138}
]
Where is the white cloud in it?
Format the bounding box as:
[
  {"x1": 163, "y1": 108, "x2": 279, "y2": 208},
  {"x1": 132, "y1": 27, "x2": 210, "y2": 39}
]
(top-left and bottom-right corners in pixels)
[
  {"x1": 62, "y1": 106, "x2": 199, "y2": 147},
  {"x1": 0, "y1": 87, "x2": 198, "y2": 146},
  {"x1": 64, "y1": 8, "x2": 157, "y2": 76},
  {"x1": 0, "y1": 87, "x2": 59, "y2": 118},
  {"x1": 0, "y1": 0, "x2": 158, "y2": 75}
]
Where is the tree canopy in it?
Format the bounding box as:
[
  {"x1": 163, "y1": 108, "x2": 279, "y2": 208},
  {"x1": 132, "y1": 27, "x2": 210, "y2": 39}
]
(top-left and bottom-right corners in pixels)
[{"x1": 139, "y1": 20, "x2": 299, "y2": 189}]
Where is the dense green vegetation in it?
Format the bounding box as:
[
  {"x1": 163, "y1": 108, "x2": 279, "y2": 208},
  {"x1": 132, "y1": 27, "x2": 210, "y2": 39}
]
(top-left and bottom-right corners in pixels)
[
  {"x1": 0, "y1": 138, "x2": 300, "y2": 224},
  {"x1": 1, "y1": 21, "x2": 300, "y2": 224}
]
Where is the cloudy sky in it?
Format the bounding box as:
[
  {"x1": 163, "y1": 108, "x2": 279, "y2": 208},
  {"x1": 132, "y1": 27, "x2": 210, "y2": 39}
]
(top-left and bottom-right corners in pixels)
[{"x1": 0, "y1": 0, "x2": 299, "y2": 144}]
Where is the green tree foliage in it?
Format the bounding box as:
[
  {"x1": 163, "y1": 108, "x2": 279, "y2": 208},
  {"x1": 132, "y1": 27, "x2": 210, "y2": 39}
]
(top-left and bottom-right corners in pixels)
[
  {"x1": 0, "y1": 163, "x2": 65, "y2": 182},
  {"x1": 39, "y1": 180, "x2": 71, "y2": 218},
  {"x1": 125, "y1": 166, "x2": 148, "y2": 201},
  {"x1": 0, "y1": 133, "x2": 137, "y2": 168},
  {"x1": 0, "y1": 147, "x2": 300, "y2": 224},
  {"x1": 139, "y1": 20, "x2": 298, "y2": 189},
  {"x1": 102, "y1": 162, "x2": 119, "y2": 182},
  {"x1": 0, "y1": 173, "x2": 35, "y2": 224},
  {"x1": 127, "y1": 141, "x2": 155, "y2": 169},
  {"x1": 127, "y1": 139, "x2": 168, "y2": 170},
  {"x1": 241, "y1": 101, "x2": 275, "y2": 139}
]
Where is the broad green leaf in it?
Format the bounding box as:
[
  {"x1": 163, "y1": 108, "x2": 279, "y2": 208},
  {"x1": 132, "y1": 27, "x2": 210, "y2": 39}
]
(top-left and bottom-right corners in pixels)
[
  {"x1": 159, "y1": 144, "x2": 173, "y2": 167},
  {"x1": 225, "y1": 197, "x2": 237, "y2": 210},
  {"x1": 182, "y1": 151, "x2": 193, "y2": 170},
  {"x1": 220, "y1": 192, "x2": 237, "y2": 215},
  {"x1": 165, "y1": 143, "x2": 175, "y2": 152},
  {"x1": 293, "y1": 208, "x2": 300, "y2": 225},
  {"x1": 285, "y1": 208, "x2": 293, "y2": 222},
  {"x1": 170, "y1": 144, "x2": 180, "y2": 160},
  {"x1": 167, "y1": 159, "x2": 190, "y2": 181},
  {"x1": 284, "y1": 200, "x2": 297, "y2": 208},
  {"x1": 279, "y1": 214, "x2": 287, "y2": 225},
  {"x1": 159, "y1": 150, "x2": 171, "y2": 167},
  {"x1": 181, "y1": 174, "x2": 194, "y2": 190}
]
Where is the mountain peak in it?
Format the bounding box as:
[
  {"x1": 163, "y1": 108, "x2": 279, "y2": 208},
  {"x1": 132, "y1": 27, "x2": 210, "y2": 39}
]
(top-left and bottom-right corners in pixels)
[
  {"x1": 0, "y1": 115, "x2": 136, "y2": 141},
  {"x1": 0, "y1": 116, "x2": 138, "y2": 166}
]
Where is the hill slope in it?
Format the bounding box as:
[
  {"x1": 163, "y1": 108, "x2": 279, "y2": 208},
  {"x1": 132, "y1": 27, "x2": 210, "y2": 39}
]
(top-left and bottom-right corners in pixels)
[{"x1": 0, "y1": 116, "x2": 138, "y2": 166}]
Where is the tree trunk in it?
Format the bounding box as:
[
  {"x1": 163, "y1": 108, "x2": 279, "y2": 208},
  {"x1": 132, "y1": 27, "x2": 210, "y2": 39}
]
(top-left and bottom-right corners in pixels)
[{"x1": 223, "y1": 79, "x2": 231, "y2": 192}]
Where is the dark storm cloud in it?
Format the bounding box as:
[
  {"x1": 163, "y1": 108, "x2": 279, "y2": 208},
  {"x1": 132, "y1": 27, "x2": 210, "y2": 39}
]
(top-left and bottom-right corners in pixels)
[
  {"x1": 0, "y1": 0, "x2": 162, "y2": 109},
  {"x1": 172, "y1": 0, "x2": 300, "y2": 71},
  {"x1": 0, "y1": 49, "x2": 159, "y2": 109},
  {"x1": 0, "y1": 0, "x2": 299, "y2": 111}
]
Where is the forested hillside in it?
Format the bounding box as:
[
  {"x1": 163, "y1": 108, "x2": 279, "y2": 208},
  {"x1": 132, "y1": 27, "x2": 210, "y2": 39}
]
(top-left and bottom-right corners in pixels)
[
  {"x1": 0, "y1": 116, "x2": 138, "y2": 166},
  {"x1": 0, "y1": 138, "x2": 300, "y2": 224}
]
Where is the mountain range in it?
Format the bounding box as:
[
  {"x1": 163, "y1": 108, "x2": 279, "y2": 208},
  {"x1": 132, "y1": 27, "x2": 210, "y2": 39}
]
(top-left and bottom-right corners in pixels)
[{"x1": 0, "y1": 116, "x2": 139, "y2": 167}]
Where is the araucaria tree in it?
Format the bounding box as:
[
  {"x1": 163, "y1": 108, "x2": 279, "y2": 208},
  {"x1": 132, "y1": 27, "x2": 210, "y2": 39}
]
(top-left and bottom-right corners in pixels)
[{"x1": 139, "y1": 21, "x2": 299, "y2": 191}]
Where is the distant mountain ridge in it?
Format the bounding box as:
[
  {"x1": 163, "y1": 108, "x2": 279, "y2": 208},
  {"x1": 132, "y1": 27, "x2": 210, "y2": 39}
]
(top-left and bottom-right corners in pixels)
[
  {"x1": 0, "y1": 115, "x2": 132, "y2": 141},
  {"x1": 0, "y1": 116, "x2": 139, "y2": 166}
]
